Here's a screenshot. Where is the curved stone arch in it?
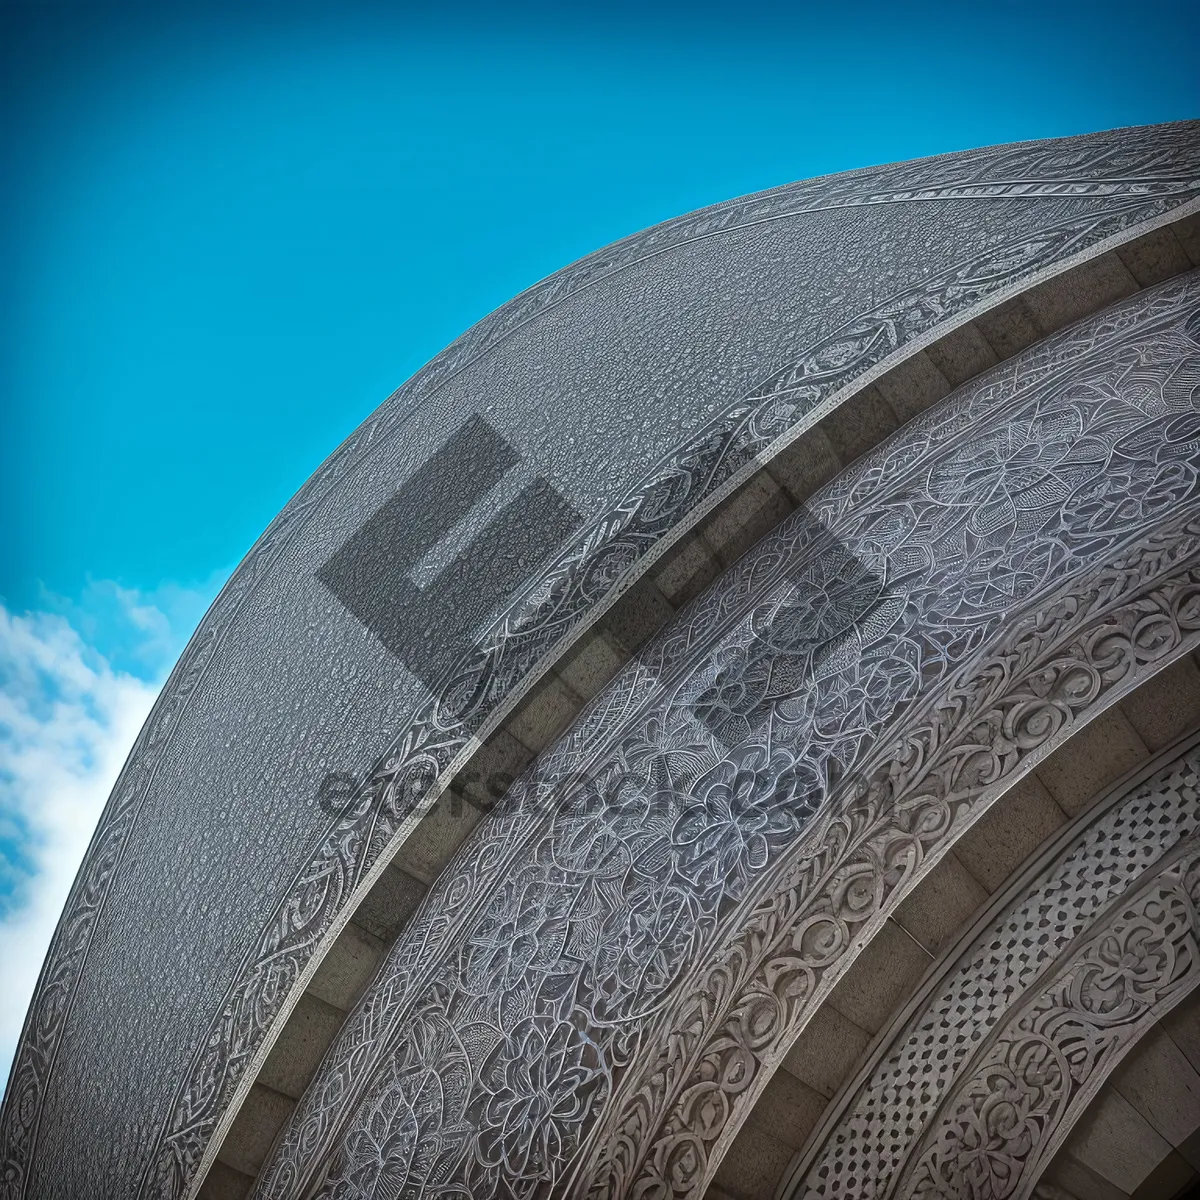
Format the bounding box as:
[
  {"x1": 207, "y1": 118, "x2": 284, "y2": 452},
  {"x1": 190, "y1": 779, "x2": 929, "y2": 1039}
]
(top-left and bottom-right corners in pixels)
[
  {"x1": 6, "y1": 123, "x2": 1200, "y2": 1200},
  {"x1": 203, "y1": 209, "x2": 1200, "y2": 1197},
  {"x1": 778, "y1": 729, "x2": 1200, "y2": 1200},
  {"x1": 91, "y1": 150, "x2": 1200, "y2": 1200},
  {"x1": 1036, "y1": 983, "x2": 1200, "y2": 1197},
  {"x1": 244, "y1": 269, "x2": 1200, "y2": 1198}
]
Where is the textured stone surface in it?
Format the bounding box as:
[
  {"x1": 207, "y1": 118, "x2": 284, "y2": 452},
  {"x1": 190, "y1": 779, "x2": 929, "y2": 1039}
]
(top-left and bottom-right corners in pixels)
[
  {"x1": 753, "y1": 1069, "x2": 826, "y2": 1150},
  {"x1": 255, "y1": 273, "x2": 1200, "y2": 1200},
  {"x1": 350, "y1": 862, "x2": 426, "y2": 943},
  {"x1": 197, "y1": 1161, "x2": 253, "y2": 1200},
  {"x1": 5, "y1": 124, "x2": 1200, "y2": 1200},
  {"x1": 954, "y1": 773, "x2": 1068, "y2": 893},
  {"x1": 828, "y1": 922, "x2": 932, "y2": 1034},
  {"x1": 1110, "y1": 1025, "x2": 1200, "y2": 1147},
  {"x1": 701, "y1": 472, "x2": 794, "y2": 568},
  {"x1": 1037, "y1": 706, "x2": 1149, "y2": 815},
  {"x1": 711, "y1": 1121, "x2": 794, "y2": 1200},
  {"x1": 258, "y1": 996, "x2": 346, "y2": 1100},
  {"x1": 393, "y1": 789, "x2": 483, "y2": 883},
  {"x1": 874, "y1": 350, "x2": 953, "y2": 422},
  {"x1": 923, "y1": 320, "x2": 1000, "y2": 387},
  {"x1": 893, "y1": 853, "x2": 989, "y2": 956},
  {"x1": 1118, "y1": 226, "x2": 1195, "y2": 286},
  {"x1": 218, "y1": 1088, "x2": 294, "y2": 1177},
  {"x1": 553, "y1": 629, "x2": 627, "y2": 700},
  {"x1": 306, "y1": 922, "x2": 384, "y2": 1012},
  {"x1": 820, "y1": 384, "x2": 900, "y2": 462},
  {"x1": 973, "y1": 292, "x2": 1044, "y2": 358},
  {"x1": 1041, "y1": 1152, "x2": 1133, "y2": 1200},
  {"x1": 504, "y1": 671, "x2": 583, "y2": 752},
  {"x1": 781, "y1": 1005, "x2": 872, "y2": 1101},
  {"x1": 766, "y1": 426, "x2": 843, "y2": 506},
  {"x1": 1025, "y1": 251, "x2": 1140, "y2": 333},
  {"x1": 1068, "y1": 1091, "x2": 1173, "y2": 1194},
  {"x1": 1119, "y1": 655, "x2": 1200, "y2": 752}
]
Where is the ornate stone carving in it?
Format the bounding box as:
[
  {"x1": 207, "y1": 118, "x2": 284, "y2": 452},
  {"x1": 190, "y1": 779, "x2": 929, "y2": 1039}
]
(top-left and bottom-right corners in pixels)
[
  {"x1": 792, "y1": 739, "x2": 1200, "y2": 1199},
  {"x1": 126, "y1": 133, "x2": 1200, "y2": 1200},
  {"x1": 248, "y1": 272, "x2": 1200, "y2": 1199},
  {"x1": 6, "y1": 125, "x2": 1200, "y2": 1200},
  {"x1": 907, "y1": 852, "x2": 1200, "y2": 1199}
]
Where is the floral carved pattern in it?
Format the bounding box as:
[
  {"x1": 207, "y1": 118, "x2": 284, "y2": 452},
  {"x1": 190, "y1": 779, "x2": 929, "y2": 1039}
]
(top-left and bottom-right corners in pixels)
[
  {"x1": 248, "y1": 273, "x2": 1200, "y2": 1198},
  {"x1": 793, "y1": 739, "x2": 1200, "y2": 1200},
  {"x1": 900, "y1": 850, "x2": 1200, "y2": 1200}
]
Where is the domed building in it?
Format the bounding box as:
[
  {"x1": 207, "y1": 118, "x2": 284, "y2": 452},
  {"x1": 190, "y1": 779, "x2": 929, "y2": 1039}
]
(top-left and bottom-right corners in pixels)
[{"x1": 4, "y1": 120, "x2": 1200, "y2": 1200}]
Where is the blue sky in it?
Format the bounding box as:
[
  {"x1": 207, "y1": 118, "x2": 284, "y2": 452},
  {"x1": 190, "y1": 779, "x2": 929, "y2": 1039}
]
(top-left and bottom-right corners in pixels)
[{"x1": 0, "y1": 0, "x2": 1197, "y2": 1081}]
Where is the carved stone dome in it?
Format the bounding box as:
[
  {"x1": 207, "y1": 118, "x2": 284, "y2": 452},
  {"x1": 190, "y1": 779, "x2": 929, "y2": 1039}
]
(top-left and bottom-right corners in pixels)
[{"x1": 4, "y1": 121, "x2": 1200, "y2": 1200}]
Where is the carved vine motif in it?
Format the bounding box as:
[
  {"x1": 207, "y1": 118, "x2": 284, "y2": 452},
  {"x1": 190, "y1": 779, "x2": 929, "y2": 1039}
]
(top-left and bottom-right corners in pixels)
[
  {"x1": 794, "y1": 743, "x2": 1200, "y2": 1199},
  {"x1": 248, "y1": 278, "x2": 1200, "y2": 1198},
  {"x1": 116, "y1": 138, "x2": 1200, "y2": 1200},
  {"x1": 900, "y1": 850, "x2": 1200, "y2": 1200}
]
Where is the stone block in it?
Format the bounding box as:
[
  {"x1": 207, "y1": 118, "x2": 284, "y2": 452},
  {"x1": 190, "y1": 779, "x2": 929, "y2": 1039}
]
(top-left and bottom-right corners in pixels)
[
  {"x1": 1111, "y1": 1025, "x2": 1200, "y2": 1148},
  {"x1": 875, "y1": 350, "x2": 953, "y2": 423},
  {"x1": 218, "y1": 1085, "x2": 295, "y2": 1175},
  {"x1": 197, "y1": 1161, "x2": 254, "y2": 1200},
  {"x1": 894, "y1": 853, "x2": 989, "y2": 956},
  {"x1": 1117, "y1": 226, "x2": 1193, "y2": 287},
  {"x1": 955, "y1": 773, "x2": 1067, "y2": 893},
  {"x1": 395, "y1": 787, "x2": 484, "y2": 884},
  {"x1": 1162, "y1": 993, "x2": 1200, "y2": 1076},
  {"x1": 258, "y1": 993, "x2": 345, "y2": 1099},
  {"x1": 754, "y1": 1067, "x2": 827, "y2": 1150},
  {"x1": 924, "y1": 320, "x2": 1000, "y2": 388},
  {"x1": 505, "y1": 671, "x2": 583, "y2": 752},
  {"x1": 766, "y1": 426, "x2": 843, "y2": 506},
  {"x1": 1130, "y1": 1150, "x2": 1194, "y2": 1198},
  {"x1": 308, "y1": 920, "x2": 385, "y2": 1011},
  {"x1": 352, "y1": 861, "x2": 427, "y2": 943},
  {"x1": 701, "y1": 472, "x2": 793, "y2": 568},
  {"x1": 1066, "y1": 1089, "x2": 1172, "y2": 1193},
  {"x1": 649, "y1": 531, "x2": 723, "y2": 608},
  {"x1": 1035, "y1": 707, "x2": 1148, "y2": 816},
  {"x1": 456, "y1": 727, "x2": 533, "y2": 811},
  {"x1": 1041, "y1": 1151, "x2": 1132, "y2": 1200},
  {"x1": 828, "y1": 920, "x2": 931, "y2": 1034},
  {"x1": 1172, "y1": 212, "x2": 1200, "y2": 268},
  {"x1": 1024, "y1": 252, "x2": 1138, "y2": 336},
  {"x1": 1119, "y1": 656, "x2": 1200, "y2": 753},
  {"x1": 820, "y1": 384, "x2": 899, "y2": 465},
  {"x1": 782, "y1": 1003, "x2": 872, "y2": 1100},
  {"x1": 711, "y1": 1118, "x2": 795, "y2": 1200},
  {"x1": 555, "y1": 628, "x2": 627, "y2": 701},
  {"x1": 599, "y1": 576, "x2": 675, "y2": 656},
  {"x1": 974, "y1": 294, "x2": 1042, "y2": 359},
  {"x1": 1179, "y1": 1124, "x2": 1200, "y2": 1172}
]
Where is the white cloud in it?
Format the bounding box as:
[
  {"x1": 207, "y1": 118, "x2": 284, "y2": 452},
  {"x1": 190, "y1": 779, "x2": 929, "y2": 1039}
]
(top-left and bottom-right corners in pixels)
[{"x1": 0, "y1": 576, "x2": 225, "y2": 1089}]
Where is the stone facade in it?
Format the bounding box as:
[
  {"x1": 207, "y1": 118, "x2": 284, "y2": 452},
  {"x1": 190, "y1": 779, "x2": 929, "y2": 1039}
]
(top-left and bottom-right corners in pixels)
[{"x1": 2, "y1": 122, "x2": 1200, "y2": 1200}]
